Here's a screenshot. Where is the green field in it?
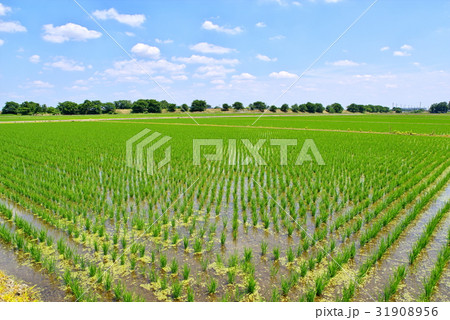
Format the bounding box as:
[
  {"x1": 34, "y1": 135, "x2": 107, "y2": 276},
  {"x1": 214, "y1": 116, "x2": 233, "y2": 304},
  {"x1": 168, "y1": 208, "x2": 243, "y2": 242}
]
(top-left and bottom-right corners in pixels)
[{"x1": 0, "y1": 114, "x2": 448, "y2": 302}]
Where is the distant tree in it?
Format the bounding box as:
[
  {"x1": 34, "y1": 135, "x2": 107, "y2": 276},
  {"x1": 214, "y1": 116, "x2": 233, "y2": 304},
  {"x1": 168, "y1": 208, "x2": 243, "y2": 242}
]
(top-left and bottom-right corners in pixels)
[
  {"x1": 147, "y1": 99, "x2": 162, "y2": 113},
  {"x1": 392, "y1": 107, "x2": 402, "y2": 114},
  {"x1": 190, "y1": 100, "x2": 207, "y2": 112},
  {"x1": 114, "y1": 100, "x2": 132, "y2": 109},
  {"x1": 315, "y1": 103, "x2": 324, "y2": 113},
  {"x1": 222, "y1": 103, "x2": 230, "y2": 111},
  {"x1": 181, "y1": 104, "x2": 189, "y2": 112},
  {"x1": 326, "y1": 103, "x2": 343, "y2": 114},
  {"x1": 280, "y1": 104, "x2": 289, "y2": 112},
  {"x1": 306, "y1": 102, "x2": 316, "y2": 113},
  {"x1": 347, "y1": 103, "x2": 363, "y2": 113},
  {"x1": 232, "y1": 101, "x2": 244, "y2": 111},
  {"x1": 79, "y1": 100, "x2": 101, "y2": 114},
  {"x1": 269, "y1": 105, "x2": 277, "y2": 112},
  {"x1": 58, "y1": 101, "x2": 79, "y2": 115},
  {"x1": 159, "y1": 100, "x2": 169, "y2": 110},
  {"x1": 291, "y1": 104, "x2": 299, "y2": 113},
  {"x1": 298, "y1": 104, "x2": 307, "y2": 112},
  {"x1": 429, "y1": 102, "x2": 448, "y2": 114},
  {"x1": 18, "y1": 101, "x2": 39, "y2": 115},
  {"x1": 101, "y1": 102, "x2": 116, "y2": 114},
  {"x1": 2, "y1": 101, "x2": 19, "y2": 114},
  {"x1": 47, "y1": 107, "x2": 58, "y2": 115},
  {"x1": 252, "y1": 101, "x2": 267, "y2": 112},
  {"x1": 132, "y1": 99, "x2": 148, "y2": 113},
  {"x1": 167, "y1": 103, "x2": 177, "y2": 112}
]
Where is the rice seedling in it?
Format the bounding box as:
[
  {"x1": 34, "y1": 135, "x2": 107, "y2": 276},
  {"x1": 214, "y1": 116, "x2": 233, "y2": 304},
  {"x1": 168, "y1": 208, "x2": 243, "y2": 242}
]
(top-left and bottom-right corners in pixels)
[
  {"x1": 220, "y1": 231, "x2": 226, "y2": 246},
  {"x1": 261, "y1": 241, "x2": 268, "y2": 256},
  {"x1": 187, "y1": 287, "x2": 194, "y2": 302},
  {"x1": 170, "y1": 259, "x2": 179, "y2": 274},
  {"x1": 207, "y1": 278, "x2": 217, "y2": 294},
  {"x1": 271, "y1": 288, "x2": 280, "y2": 302},
  {"x1": 182, "y1": 264, "x2": 190, "y2": 280},
  {"x1": 159, "y1": 254, "x2": 167, "y2": 268},
  {"x1": 227, "y1": 269, "x2": 236, "y2": 284},
  {"x1": 104, "y1": 273, "x2": 112, "y2": 291},
  {"x1": 273, "y1": 247, "x2": 280, "y2": 260},
  {"x1": 183, "y1": 236, "x2": 189, "y2": 250},
  {"x1": 193, "y1": 238, "x2": 202, "y2": 253},
  {"x1": 201, "y1": 258, "x2": 209, "y2": 272},
  {"x1": 280, "y1": 277, "x2": 290, "y2": 296},
  {"x1": 172, "y1": 281, "x2": 182, "y2": 299},
  {"x1": 286, "y1": 247, "x2": 294, "y2": 263},
  {"x1": 246, "y1": 276, "x2": 257, "y2": 294},
  {"x1": 380, "y1": 265, "x2": 406, "y2": 301},
  {"x1": 244, "y1": 247, "x2": 252, "y2": 263}
]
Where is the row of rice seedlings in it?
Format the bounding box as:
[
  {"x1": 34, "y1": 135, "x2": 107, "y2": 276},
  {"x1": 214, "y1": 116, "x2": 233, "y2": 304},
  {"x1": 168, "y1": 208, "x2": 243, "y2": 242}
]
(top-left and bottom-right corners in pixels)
[
  {"x1": 341, "y1": 174, "x2": 450, "y2": 301},
  {"x1": 409, "y1": 202, "x2": 450, "y2": 264},
  {"x1": 379, "y1": 265, "x2": 406, "y2": 301},
  {"x1": 420, "y1": 230, "x2": 450, "y2": 301}
]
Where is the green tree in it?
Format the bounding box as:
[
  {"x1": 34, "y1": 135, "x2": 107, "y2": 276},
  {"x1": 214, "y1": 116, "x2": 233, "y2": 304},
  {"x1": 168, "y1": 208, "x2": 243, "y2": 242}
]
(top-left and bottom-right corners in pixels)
[
  {"x1": 429, "y1": 102, "x2": 448, "y2": 114},
  {"x1": 315, "y1": 103, "x2": 324, "y2": 113},
  {"x1": 269, "y1": 105, "x2": 277, "y2": 112},
  {"x1": 132, "y1": 99, "x2": 148, "y2": 113},
  {"x1": 232, "y1": 101, "x2": 244, "y2": 111},
  {"x1": 280, "y1": 104, "x2": 289, "y2": 112},
  {"x1": 252, "y1": 101, "x2": 267, "y2": 112},
  {"x1": 392, "y1": 107, "x2": 402, "y2": 113},
  {"x1": 326, "y1": 103, "x2": 343, "y2": 114},
  {"x1": 147, "y1": 99, "x2": 162, "y2": 113},
  {"x1": 181, "y1": 104, "x2": 189, "y2": 112},
  {"x1": 190, "y1": 100, "x2": 207, "y2": 112},
  {"x1": 2, "y1": 101, "x2": 19, "y2": 114},
  {"x1": 18, "y1": 101, "x2": 39, "y2": 115},
  {"x1": 291, "y1": 104, "x2": 299, "y2": 113},
  {"x1": 298, "y1": 104, "x2": 307, "y2": 112},
  {"x1": 306, "y1": 102, "x2": 316, "y2": 113},
  {"x1": 167, "y1": 103, "x2": 176, "y2": 112},
  {"x1": 222, "y1": 103, "x2": 230, "y2": 111},
  {"x1": 101, "y1": 102, "x2": 116, "y2": 114},
  {"x1": 114, "y1": 100, "x2": 132, "y2": 109},
  {"x1": 159, "y1": 100, "x2": 169, "y2": 110},
  {"x1": 58, "y1": 101, "x2": 79, "y2": 115}
]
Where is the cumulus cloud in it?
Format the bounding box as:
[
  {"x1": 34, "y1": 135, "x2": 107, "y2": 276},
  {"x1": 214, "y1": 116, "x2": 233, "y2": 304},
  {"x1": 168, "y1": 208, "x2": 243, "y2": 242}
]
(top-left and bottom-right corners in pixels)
[
  {"x1": 45, "y1": 57, "x2": 86, "y2": 71},
  {"x1": 29, "y1": 55, "x2": 40, "y2": 63},
  {"x1": 172, "y1": 74, "x2": 188, "y2": 81},
  {"x1": 92, "y1": 8, "x2": 145, "y2": 27},
  {"x1": 380, "y1": 46, "x2": 390, "y2": 51},
  {"x1": 172, "y1": 55, "x2": 239, "y2": 66},
  {"x1": 131, "y1": 43, "x2": 160, "y2": 59},
  {"x1": 42, "y1": 23, "x2": 101, "y2": 43},
  {"x1": 194, "y1": 65, "x2": 235, "y2": 78},
  {"x1": 232, "y1": 73, "x2": 256, "y2": 80},
  {"x1": 256, "y1": 22, "x2": 266, "y2": 28},
  {"x1": 329, "y1": 59, "x2": 361, "y2": 67},
  {"x1": 202, "y1": 20, "x2": 243, "y2": 35},
  {"x1": 269, "y1": 71, "x2": 298, "y2": 79},
  {"x1": 269, "y1": 35, "x2": 285, "y2": 40},
  {"x1": 256, "y1": 54, "x2": 277, "y2": 62},
  {"x1": 0, "y1": 3, "x2": 12, "y2": 15},
  {"x1": 401, "y1": 44, "x2": 413, "y2": 51},
  {"x1": 190, "y1": 42, "x2": 235, "y2": 54},
  {"x1": 0, "y1": 39, "x2": 3, "y2": 46},
  {"x1": 0, "y1": 21, "x2": 26, "y2": 32},
  {"x1": 393, "y1": 51, "x2": 411, "y2": 57},
  {"x1": 155, "y1": 38, "x2": 173, "y2": 44},
  {"x1": 30, "y1": 80, "x2": 54, "y2": 88},
  {"x1": 104, "y1": 59, "x2": 185, "y2": 78}
]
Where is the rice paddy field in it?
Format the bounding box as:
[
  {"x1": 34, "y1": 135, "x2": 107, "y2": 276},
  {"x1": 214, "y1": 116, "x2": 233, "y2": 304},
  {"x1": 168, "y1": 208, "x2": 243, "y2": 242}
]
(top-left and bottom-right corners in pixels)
[{"x1": 0, "y1": 113, "x2": 449, "y2": 302}]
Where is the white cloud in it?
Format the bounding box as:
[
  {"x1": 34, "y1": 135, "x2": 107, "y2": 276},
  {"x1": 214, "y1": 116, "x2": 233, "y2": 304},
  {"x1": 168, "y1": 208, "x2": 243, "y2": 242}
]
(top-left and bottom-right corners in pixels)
[
  {"x1": 172, "y1": 55, "x2": 239, "y2": 66},
  {"x1": 329, "y1": 59, "x2": 361, "y2": 67},
  {"x1": 269, "y1": 35, "x2": 285, "y2": 40},
  {"x1": 401, "y1": 44, "x2": 413, "y2": 51},
  {"x1": 104, "y1": 59, "x2": 185, "y2": 78},
  {"x1": 131, "y1": 43, "x2": 160, "y2": 59},
  {"x1": 380, "y1": 46, "x2": 390, "y2": 51},
  {"x1": 155, "y1": 38, "x2": 173, "y2": 44},
  {"x1": 92, "y1": 8, "x2": 145, "y2": 27},
  {"x1": 256, "y1": 54, "x2": 277, "y2": 62},
  {"x1": 42, "y1": 23, "x2": 101, "y2": 43},
  {"x1": 0, "y1": 3, "x2": 12, "y2": 16},
  {"x1": 256, "y1": 22, "x2": 266, "y2": 28},
  {"x1": 45, "y1": 57, "x2": 86, "y2": 71},
  {"x1": 0, "y1": 21, "x2": 26, "y2": 32},
  {"x1": 0, "y1": 39, "x2": 3, "y2": 46},
  {"x1": 30, "y1": 80, "x2": 54, "y2": 88},
  {"x1": 325, "y1": 0, "x2": 344, "y2": 3},
  {"x1": 232, "y1": 73, "x2": 256, "y2": 80},
  {"x1": 125, "y1": 31, "x2": 135, "y2": 37},
  {"x1": 202, "y1": 20, "x2": 242, "y2": 35},
  {"x1": 29, "y1": 55, "x2": 40, "y2": 63},
  {"x1": 269, "y1": 71, "x2": 298, "y2": 79},
  {"x1": 190, "y1": 42, "x2": 235, "y2": 54},
  {"x1": 211, "y1": 79, "x2": 225, "y2": 84},
  {"x1": 172, "y1": 74, "x2": 188, "y2": 81},
  {"x1": 292, "y1": 1, "x2": 302, "y2": 6},
  {"x1": 194, "y1": 65, "x2": 235, "y2": 78},
  {"x1": 393, "y1": 51, "x2": 411, "y2": 57}
]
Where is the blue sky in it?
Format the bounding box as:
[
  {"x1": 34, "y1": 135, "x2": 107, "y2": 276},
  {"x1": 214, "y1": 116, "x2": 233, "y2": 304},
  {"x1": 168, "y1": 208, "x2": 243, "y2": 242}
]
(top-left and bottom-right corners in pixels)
[{"x1": 0, "y1": 0, "x2": 449, "y2": 108}]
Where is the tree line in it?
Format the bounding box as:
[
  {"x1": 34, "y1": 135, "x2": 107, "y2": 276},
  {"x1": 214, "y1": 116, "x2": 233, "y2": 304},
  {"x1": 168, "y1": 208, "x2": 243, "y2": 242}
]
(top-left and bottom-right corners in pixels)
[{"x1": 2, "y1": 99, "x2": 449, "y2": 115}]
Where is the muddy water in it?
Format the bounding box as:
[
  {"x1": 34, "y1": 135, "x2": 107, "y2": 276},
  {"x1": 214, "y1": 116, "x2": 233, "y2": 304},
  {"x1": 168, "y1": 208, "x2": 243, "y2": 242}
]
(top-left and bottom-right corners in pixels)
[
  {"x1": 352, "y1": 183, "x2": 450, "y2": 301},
  {"x1": 0, "y1": 239, "x2": 67, "y2": 301}
]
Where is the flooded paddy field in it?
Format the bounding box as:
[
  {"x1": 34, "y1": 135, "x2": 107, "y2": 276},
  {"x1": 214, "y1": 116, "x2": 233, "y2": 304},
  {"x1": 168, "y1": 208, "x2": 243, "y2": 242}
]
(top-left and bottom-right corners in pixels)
[{"x1": 0, "y1": 118, "x2": 448, "y2": 302}]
